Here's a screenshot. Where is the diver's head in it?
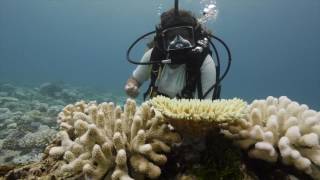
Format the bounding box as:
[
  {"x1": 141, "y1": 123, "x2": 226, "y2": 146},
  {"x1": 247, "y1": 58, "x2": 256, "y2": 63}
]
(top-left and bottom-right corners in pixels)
[
  {"x1": 160, "y1": 8, "x2": 198, "y2": 29},
  {"x1": 156, "y1": 9, "x2": 202, "y2": 52}
]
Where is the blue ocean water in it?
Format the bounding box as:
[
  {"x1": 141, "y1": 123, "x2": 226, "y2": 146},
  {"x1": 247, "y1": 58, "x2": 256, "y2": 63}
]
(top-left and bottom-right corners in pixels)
[{"x1": 0, "y1": 0, "x2": 319, "y2": 109}]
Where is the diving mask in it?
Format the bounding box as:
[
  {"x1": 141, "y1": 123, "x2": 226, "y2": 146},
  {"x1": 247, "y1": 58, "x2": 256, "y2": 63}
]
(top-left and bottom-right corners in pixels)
[{"x1": 162, "y1": 26, "x2": 196, "y2": 51}]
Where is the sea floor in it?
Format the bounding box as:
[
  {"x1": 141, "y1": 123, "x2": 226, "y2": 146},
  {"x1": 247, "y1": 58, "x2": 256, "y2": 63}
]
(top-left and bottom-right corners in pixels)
[{"x1": 0, "y1": 82, "x2": 130, "y2": 166}]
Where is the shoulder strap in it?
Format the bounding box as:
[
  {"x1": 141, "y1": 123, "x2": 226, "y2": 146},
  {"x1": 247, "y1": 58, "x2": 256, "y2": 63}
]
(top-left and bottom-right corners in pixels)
[{"x1": 143, "y1": 47, "x2": 166, "y2": 100}]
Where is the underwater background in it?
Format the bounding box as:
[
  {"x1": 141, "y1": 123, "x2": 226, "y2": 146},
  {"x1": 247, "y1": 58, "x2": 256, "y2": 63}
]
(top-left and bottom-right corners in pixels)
[
  {"x1": 0, "y1": 0, "x2": 320, "y2": 168},
  {"x1": 0, "y1": 0, "x2": 319, "y2": 109}
]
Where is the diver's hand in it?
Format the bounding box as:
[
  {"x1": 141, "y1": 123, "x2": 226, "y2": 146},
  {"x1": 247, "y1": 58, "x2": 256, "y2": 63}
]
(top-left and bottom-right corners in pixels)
[
  {"x1": 125, "y1": 83, "x2": 139, "y2": 98},
  {"x1": 125, "y1": 77, "x2": 140, "y2": 98}
]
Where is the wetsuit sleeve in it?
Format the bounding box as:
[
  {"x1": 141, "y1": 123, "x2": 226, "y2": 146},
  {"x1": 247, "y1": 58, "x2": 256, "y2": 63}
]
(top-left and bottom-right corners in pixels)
[
  {"x1": 200, "y1": 54, "x2": 216, "y2": 99},
  {"x1": 132, "y1": 48, "x2": 153, "y2": 84}
]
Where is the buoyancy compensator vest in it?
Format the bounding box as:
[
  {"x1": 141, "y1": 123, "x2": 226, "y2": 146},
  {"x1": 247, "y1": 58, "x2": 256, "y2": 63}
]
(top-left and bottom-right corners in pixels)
[{"x1": 143, "y1": 43, "x2": 214, "y2": 100}]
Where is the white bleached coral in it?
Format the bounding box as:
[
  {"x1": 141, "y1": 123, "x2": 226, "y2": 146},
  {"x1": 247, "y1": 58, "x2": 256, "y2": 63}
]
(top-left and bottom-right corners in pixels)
[
  {"x1": 150, "y1": 95, "x2": 248, "y2": 135},
  {"x1": 222, "y1": 96, "x2": 320, "y2": 179},
  {"x1": 49, "y1": 99, "x2": 181, "y2": 179}
]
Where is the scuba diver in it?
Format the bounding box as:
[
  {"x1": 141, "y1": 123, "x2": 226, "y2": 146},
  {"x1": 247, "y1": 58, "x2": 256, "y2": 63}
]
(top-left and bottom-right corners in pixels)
[
  {"x1": 125, "y1": 0, "x2": 231, "y2": 100},
  {"x1": 125, "y1": 2, "x2": 232, "y2": 172}
]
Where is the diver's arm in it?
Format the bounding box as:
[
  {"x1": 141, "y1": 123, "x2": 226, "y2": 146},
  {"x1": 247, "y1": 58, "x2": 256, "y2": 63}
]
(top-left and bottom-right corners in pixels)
[
  {"x1": 125, "y1": 48, "x2": 153, "y2": 98},
  {"x1": 131, "y1": 48, "x2": 153, "y2": 84},
  {"x1": 200, "y1": 55, "x2": 216, "y2": 99}
]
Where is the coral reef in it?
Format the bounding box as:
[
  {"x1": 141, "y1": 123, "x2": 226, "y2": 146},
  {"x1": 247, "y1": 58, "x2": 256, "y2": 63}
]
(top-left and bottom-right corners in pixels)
[
  {"x1": 222, "y1": 96, "x2": 320, "y2": 179},
  {"x1": 1, "y1": 88, "x2": 319, "y2": 179},
  {"x1": 0, "y1": 83, "x2": 130, "y2": 166},
  {"x1": 150, "y1": 96, "x2": 248, "y2": 135},
  {"x1": 0, "y1": 83, "x2": 16, "y2": 96},
  {"x1": 190, "y1": 133, "x2": 246, "y2": 180},
  {"x1": 48, "y1": 99, "x2": 181, "y2": 179},
  {"x1": 18, "y1": 125, "x2": 57, "y2": 149},
  {"x1": 39, "y1": 82, "x2": 63, "y2": 97}
]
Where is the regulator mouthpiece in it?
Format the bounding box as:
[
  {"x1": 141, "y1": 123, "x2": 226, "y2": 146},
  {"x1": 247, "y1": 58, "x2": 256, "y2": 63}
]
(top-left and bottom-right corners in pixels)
[{"x1": 168, "y1": 35, "x2": 192, "y2": 50}]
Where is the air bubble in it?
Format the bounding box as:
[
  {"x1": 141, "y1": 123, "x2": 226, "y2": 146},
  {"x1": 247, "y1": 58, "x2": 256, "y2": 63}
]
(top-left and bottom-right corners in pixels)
[
  {"x1": 156, "y1": 0, "x2": 163, "y2": 16},
  {"x1": 198, "y1": 0, "x2": 218, "y2": 24}
]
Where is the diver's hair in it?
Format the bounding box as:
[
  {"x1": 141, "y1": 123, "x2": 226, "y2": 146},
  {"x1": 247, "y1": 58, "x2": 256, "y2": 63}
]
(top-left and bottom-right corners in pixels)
[{"x1": 160, "y1": 8, "x2": 198, "y2": 29}]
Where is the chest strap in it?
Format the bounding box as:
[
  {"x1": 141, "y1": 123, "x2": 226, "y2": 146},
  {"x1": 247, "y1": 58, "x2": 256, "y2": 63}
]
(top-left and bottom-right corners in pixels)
[
  {"x1": 143, "y1": 47, "x2": 166, "y2": 100},
  {"x1": 179, "y1": 48, "x2": 210, "y2": 99},
  {"x1": 145, "y1": 47, "x2": 210, "y2": 100}
]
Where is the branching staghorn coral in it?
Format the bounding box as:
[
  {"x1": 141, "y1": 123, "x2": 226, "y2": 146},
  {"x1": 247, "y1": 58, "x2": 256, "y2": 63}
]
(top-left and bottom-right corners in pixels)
[
  {"x1": 150, "y1": 95, "x2": 248, "y2": 135},
  {"x1": 49, "y1": 99, "x2": 181, "y2": 179},
  {"x1": 221, "y1": 96, "x2": 320, "y2": 179}
]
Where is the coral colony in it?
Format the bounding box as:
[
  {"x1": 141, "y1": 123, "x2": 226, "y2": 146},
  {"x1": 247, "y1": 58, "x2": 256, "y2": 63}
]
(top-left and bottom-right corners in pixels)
[
  {"x1": 2, "y1": 95, "x2": 320, "y2": 179},
  {"x1": 152, "y1": 96, "x2": 320, "y2": 179},
  {"x1": 50, "y1": 99, "x2": 181, "y2": 179}
]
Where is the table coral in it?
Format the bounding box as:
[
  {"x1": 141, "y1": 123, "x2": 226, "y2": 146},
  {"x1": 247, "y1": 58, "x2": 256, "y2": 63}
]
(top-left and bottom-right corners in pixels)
[
  {"x1": 49, "y1": 99, "x2": 181, "y2": 179},
  {"x1": 150, "y1": 95, "x2": 248, "y2": 135}
]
